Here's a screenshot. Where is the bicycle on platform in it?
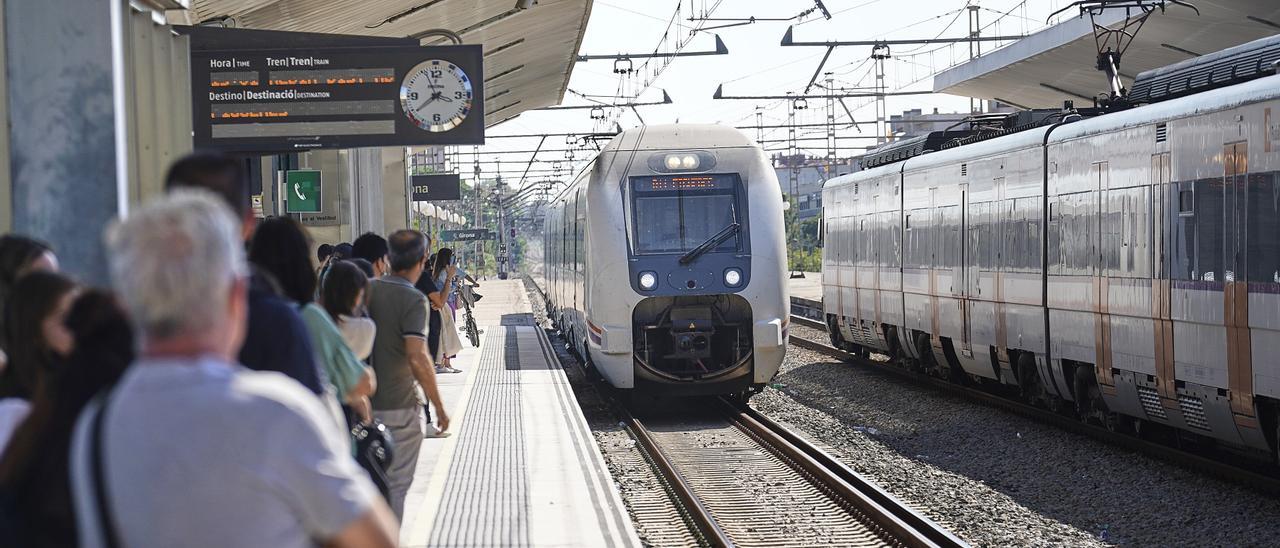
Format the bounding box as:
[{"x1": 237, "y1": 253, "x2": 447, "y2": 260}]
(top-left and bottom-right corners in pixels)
[{"x1": 459, "y1": 283, "x2": 481, "y2": 347}]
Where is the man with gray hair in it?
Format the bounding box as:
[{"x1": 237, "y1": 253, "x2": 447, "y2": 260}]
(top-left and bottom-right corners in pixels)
[{"x1": 69, "y1": 190, "x2": 397, "y2": 548}]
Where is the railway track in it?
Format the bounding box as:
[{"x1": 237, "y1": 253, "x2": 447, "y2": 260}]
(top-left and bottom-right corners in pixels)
[
  {"x1": 528, "y1": 276, "x2": 963, "y2": 547},
  {"x1": 618, "y1": 397, "x2": 965, "y2": 548},
  {"x1": 786, "y1": 313, "x2": 1280, "y2": 497}
]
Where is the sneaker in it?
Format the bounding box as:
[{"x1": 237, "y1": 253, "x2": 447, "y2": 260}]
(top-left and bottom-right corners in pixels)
[
  {"x1": 446, "y1": 366, "x2": 463, "y2": 374},
  {"x1": 434, "y1": 365, "x2": 450, "y2": 374},
  {"x1": 424, "y1": 424, "x2": 451, "y2": 439}
]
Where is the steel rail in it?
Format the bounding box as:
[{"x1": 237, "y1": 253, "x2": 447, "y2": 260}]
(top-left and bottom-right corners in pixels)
[
  {"x1": 786, "y1": 313, "x2": 1280, "y2": 497},
  {"x1": 620, "y1": 409, "x2": 736, "y2": 548},
  {"x1": 716, "y1": 398, "x2": 966, "y2": 548}
]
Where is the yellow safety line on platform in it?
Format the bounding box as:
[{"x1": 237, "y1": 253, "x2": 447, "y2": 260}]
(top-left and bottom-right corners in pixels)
[{"x1": 403, "y1": 329, "x2": 487, "y2": 546}]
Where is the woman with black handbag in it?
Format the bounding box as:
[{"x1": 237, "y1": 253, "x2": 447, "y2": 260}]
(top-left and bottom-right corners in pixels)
[{"x1": 321, "y1": 260, "x2": 396, "y2": 503}]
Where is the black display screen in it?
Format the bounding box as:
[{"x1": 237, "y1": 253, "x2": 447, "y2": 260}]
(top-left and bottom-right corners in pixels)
[{"x1": 185, "y1": 26, "x2": 484, "y2": 153}]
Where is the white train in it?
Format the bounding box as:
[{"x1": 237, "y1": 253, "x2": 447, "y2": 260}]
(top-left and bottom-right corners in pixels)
[
  {"x1": 821, "y1": 35, "x2": 1280, "y2": 458},
  {"x1": 541, "y1": 124, "x2": 789, "y2": 397}
]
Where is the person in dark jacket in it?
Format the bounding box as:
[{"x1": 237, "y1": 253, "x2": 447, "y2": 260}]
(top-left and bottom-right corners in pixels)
[{"x1": 163, "y1": 153, "x2": 325, "y2": 395}]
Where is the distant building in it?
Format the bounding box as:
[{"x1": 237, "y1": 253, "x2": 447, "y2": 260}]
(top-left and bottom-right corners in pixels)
[
  {"x1": 772, "y1": 154, "x2": 857, "y2": 219},
  {"x1": 888, "y1": 108, "x2": 963, "y2": 138},
  {"x1": 888, "y1": 102, "x2": 1017, "y2": 140}
]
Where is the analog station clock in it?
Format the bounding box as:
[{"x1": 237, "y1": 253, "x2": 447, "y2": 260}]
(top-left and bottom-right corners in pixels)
[{"x1": 400, "y1": 59, "x2": 473, "y2": 132}]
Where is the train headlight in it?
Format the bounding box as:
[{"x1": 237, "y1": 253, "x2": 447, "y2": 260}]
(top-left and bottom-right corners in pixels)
[
  {"x1": 661, "y1": 153, "x2": 700, "y2": 170},
  {"x1": 649, "y1": 151, "x2": 715, "y2": 173},
  {"x1": 638, "y1": 271, "x2": 658, "y2": 290},
  {"x1": 724, "y1": 268, "x2": 742, "y2": 287}
]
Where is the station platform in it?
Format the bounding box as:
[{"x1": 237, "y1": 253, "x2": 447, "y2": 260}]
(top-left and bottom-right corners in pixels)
[
  {"x1": 397, "y1": 279, "x2": 639, "y2": 547},
  {"x1": 787, "y1": 271, "x2": 822, "y2": 302},
  {"x1": 788, "y1": 272, "x2": 823, "y2": 321}
]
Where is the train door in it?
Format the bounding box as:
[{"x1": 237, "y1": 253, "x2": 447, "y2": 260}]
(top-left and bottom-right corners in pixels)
[
  {"x1": 1224, "y1": 142, "x2": 1255, "y2": 421},
  {"x1": 1152, "y1": 152, "x2": 1176, "y2": 403},
  {"x1": 577, "y1": 185, "x2": 588, "y2": 333},
  {"x1": 571, "y1": 190, "x2": 581, "y2": 332},
  {"x1": 993, "y1": 175, "x2": 1011, "y2": 381},
  {"x1": 959, "y1": 183, "x2": 972, "y2": 355},
  {"x1": 928, "y1": 187, "x2": 941, "y2": 340},
  {"x1": 561, "y1": 199, "x2": 569, "y2": 322},
  {"x1": 1093, "y1": 161, "x2": 1114, "y2": 389}
]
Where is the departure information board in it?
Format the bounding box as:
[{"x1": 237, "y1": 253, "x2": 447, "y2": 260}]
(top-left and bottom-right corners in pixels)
[{"x1": 186, "y1": 27, "x2": 484, "y2": 152}]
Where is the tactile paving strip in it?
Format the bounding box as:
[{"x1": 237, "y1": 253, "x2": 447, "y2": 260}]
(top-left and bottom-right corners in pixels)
[{"x1": 428, "y1": 326, "x2": 531, "y2": 546}]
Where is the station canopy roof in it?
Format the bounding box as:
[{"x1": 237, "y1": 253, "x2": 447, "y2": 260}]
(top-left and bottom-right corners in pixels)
[
  {"x1": 933, "y1": 1, "x2": 1280, "y2": 108},
  {"x1": 178, "y1": 0, "x2": 593, "y2": 127}
]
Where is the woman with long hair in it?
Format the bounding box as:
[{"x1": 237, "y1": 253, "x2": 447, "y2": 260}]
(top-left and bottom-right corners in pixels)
[
  {"x1": 429, "y1": 248, "x2": 464, "y2": 373},
  {"x1": 249, "y1": 217, "x2": 375, "y2": 427},
  {"x1": 0, "y1": 271, "x2": 78, "y2": 453},
  {"x1": 320, "y1": 260, "x2": 377, "y2": 422},
  {"x1": 0, "y1": 290, "x2": 133, "y2": 546},
  {"x1": 0, "y1": 235, "x2": 59, "y2": 371}
]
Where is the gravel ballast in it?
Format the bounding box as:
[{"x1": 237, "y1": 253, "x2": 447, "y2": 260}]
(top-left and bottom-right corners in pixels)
[{"x1": 760, "y1": 329, "x2": 1280, "y2": 546}]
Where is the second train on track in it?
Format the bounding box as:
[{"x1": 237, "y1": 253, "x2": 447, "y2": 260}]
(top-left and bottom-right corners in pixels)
[{"x1": 820, "y1": 35, "x2": 1280, "y2": 460}]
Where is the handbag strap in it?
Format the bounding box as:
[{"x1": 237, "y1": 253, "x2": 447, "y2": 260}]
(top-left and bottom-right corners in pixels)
[{"x1": 90, "y1": 393, "x2": 123, "y2": 548}]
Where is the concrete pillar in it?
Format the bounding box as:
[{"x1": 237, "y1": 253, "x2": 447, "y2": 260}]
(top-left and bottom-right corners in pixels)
[
  {"x1": 348, "y1": 147, "x2": 385, "y2": 239},
  {"x1": 4, "y1": 0, "x2": 129, "y2": 280},
  {"x1": 381, "y1": 147, "x2": 409, "y2": 236}
]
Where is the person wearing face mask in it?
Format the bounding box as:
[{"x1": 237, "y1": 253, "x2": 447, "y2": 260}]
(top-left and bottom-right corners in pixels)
[{"x1": 0, "y1": 271, "x2": 78, "y2": 453}]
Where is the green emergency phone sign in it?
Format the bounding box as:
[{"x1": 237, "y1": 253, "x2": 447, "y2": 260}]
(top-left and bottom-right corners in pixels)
[{"x1": 285, "y1": 170, "x2": 322, "y2": 213}]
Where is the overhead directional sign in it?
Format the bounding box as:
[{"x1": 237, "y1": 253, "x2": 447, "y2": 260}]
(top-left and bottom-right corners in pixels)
[
  {"x1": 411, "y1": 174, "x2": 462, "y2": 201},
  {"x1": 184, "y1": 26, "x2": 484, "y2": 152},
  {"x1": 441, "y1": 229, "x2": 494, "y2": 242},
  {"x1": 285, "y1": 170, "x2": 322, "y2": 213}
]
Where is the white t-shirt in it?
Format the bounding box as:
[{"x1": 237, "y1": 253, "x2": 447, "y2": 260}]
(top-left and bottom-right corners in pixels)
[
  {"x1": 337, "y1": 315, "x2": 376, "y2": 361},
  {"x1": 0, "y1": 397, "x2": 31, "y2": 453},
  {"x1": 70, "y1": 356, "x2": 379, "y2": 548}
]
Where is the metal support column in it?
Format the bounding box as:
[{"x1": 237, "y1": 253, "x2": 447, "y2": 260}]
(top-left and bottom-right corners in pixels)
[
  {"x1": 968, "y1": 4, "x2": 982, "y2": 113},
  {"x1": 871, "y1": 45, "x2": 890, "y2": 145},
  {"x1": 472, "y1": 147, "x2": 482, "y2": 275},
  {"x1": 824, "y1": 73, "x2": 836, "y2": 175}
]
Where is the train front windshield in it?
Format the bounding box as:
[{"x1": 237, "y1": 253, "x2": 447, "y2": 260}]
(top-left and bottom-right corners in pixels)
[{"x1": 631, "y1": 174, "x2": 744, "y2": 255}]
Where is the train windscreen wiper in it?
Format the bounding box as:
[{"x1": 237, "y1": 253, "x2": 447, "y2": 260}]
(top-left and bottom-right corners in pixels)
[{"x1": 678, "y1": 222, "x2": 740, "y2": 265}]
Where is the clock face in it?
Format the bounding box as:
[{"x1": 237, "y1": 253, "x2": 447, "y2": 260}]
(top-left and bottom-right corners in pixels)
[{"x1": 400, "y1": 60, "x2": 473, "y2": 132}]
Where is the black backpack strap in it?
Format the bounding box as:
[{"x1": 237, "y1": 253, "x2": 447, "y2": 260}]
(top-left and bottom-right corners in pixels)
[{"x1": 90, "y1": 393, "x2": 122, "y2": 548}]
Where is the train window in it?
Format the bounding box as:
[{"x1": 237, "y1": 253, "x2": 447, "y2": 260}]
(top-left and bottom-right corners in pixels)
[
  {"x1": 1102, "y1": 191, "x2": 1123, "y2": 272},
  {"x1": 1194, "y1": 179, "x2": 1225, "y2": 282},
  {"x1": 1247, "y1": 172, "x2": 1280, "y2": 283},
  {"x1": 1179, "y1": 190, "x2": 1193, "y2": 214},
  {"x1": 630, "y1": 174, "x2": 744, "y2": 255}
]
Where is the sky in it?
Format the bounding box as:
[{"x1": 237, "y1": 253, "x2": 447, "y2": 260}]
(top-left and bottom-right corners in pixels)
[{"x1": 457, "y1": 0, "x2": 1085, "y2": 189}]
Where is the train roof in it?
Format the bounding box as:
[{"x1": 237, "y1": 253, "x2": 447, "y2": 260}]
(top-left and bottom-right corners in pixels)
[
  {"x1": 1129, "y1": 33, "x2": 1280, "y2": 104},
  {"x1": 823, "y1": 69, "x2": 1280, "y2": 194},
  {"x1": 857, "y1": 33, "x2": 1280, "y2": 170},
  {"x1": 601, "y1": 124, "x2": 755, "y2": 152}
]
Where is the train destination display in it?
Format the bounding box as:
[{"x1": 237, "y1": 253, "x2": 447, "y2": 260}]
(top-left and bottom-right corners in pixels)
[{"x1": 189, "y1": 30, "x2": 484, "y2": 152}]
